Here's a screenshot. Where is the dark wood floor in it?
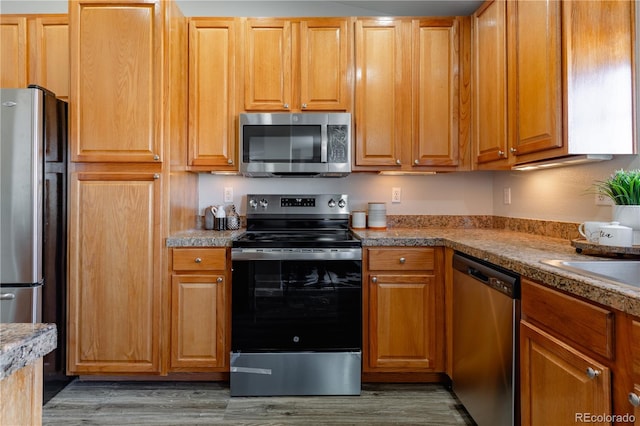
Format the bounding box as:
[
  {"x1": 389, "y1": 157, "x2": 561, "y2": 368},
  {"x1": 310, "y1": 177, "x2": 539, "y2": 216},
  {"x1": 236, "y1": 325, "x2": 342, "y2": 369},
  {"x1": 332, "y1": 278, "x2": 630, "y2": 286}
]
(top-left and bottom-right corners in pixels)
[{"x1": 43, "y1": 380, "x2": 476, "y2": 425}]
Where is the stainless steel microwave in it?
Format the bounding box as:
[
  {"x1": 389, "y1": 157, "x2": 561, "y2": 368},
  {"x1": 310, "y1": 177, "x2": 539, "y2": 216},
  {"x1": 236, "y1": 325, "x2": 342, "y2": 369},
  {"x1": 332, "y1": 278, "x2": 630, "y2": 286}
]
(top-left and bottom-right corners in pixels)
[{"x1": 239, "y1": 112, "x2": 351, "y2": 177}]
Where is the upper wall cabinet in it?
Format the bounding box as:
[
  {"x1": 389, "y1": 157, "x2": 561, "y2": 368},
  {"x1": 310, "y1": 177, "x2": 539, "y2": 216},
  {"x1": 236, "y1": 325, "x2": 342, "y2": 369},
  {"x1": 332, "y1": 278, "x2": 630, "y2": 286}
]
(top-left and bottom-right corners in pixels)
[
  {"x1": 0, "y1": 15, "x2": 69, "y2": 99},
  {"x1": 187, "y1": 18, "x2": 239, "y2": 171},
  {"x1": 354, "y1": 17, "x2": 467, "y2": 172},
  {"x1": 474, "y1": 0, "x2": 636, "y2": 169},
  {"x1": 70, "y1": 1, "x2": 163, "y2": 163},
  {"x1": 243, "y1": 18, "x2": 353, "y2": 112},
  {"x1": 1, "y1": 16, "x2": 28, "y2": 88}
]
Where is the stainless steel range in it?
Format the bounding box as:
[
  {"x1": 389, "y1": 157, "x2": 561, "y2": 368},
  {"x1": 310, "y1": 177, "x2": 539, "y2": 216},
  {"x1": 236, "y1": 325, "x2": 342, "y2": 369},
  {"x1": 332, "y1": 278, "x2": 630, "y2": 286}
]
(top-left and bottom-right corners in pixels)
[{"x1": 231, "y1": 194, "x2": 362, "y2": 396}]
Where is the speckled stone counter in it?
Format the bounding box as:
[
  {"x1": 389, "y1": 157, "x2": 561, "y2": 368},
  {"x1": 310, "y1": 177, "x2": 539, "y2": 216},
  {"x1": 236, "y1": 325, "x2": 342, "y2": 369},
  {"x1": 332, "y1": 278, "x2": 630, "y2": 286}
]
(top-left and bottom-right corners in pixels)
[
  {"x1": 166, "y1": 229, "x2": 245, "y2": 247},
  {"x1": 353, "y1": 227, "x2": 640, "y2": 317},
  {"x1": 0, "y1": 323, "x2": 56, "y2": 380}
]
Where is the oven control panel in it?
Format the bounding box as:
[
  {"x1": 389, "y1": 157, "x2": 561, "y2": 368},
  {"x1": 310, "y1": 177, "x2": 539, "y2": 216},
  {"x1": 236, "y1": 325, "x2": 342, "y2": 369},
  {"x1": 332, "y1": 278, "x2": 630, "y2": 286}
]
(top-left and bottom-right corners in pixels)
[{"x1": 246, "y1": 194, "x2": 349, "y2": 216}]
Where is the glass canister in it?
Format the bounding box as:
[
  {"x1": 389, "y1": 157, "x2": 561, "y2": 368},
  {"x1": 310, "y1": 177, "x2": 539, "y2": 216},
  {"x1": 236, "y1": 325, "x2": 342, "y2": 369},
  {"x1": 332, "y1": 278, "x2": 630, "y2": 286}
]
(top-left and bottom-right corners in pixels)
[{"x1": 226, "y1": 204, "x2": 240, "y2": 230}]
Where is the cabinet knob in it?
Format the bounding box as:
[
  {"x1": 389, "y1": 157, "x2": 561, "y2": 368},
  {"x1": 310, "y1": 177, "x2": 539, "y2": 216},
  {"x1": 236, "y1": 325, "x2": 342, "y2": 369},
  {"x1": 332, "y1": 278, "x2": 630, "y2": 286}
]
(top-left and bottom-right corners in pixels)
[
  {"x1": 586, "y1": 367, "x2": 601, "y2": 379},
  {"x1": 396, "y1": 159, "x2": 401, "y2": 165},
  {"x1": 414, "y1": 159, "x2": 419, "y2": 165},
  {"x1": 372, "y1": 276, "x2": 378, "y2": 283},
  {"x1": 217, "y1": 277, "x2": 223, "y2": 283},
  {"x1": 498, "y1": 150, "x2": 505, "y2": 157},
  {"x1": 509, "y1": 147, "x2": 517, "y2": 154},
  {"x1": 227, "y1": 159, "x2": 233, "y2": 164},
  {"x1": 194, "y1": 257, "x2": 202, "y2": 263},
  {"x1": 153, "y1": 173, "x2": 160, "y2": 179},
  {"x1": 302, "y1": 103, "x2": 307, "y2": 109},
  {"x1": 154, "y1": 154, "x2": 160, "y2": 161},
  {"x1": 283, "y1": 103, "x2": 289, "y2": 109},
  {"x1": 399, "y1": 257, "x2": 406, "y2": 264},
  {"x1": 629, "y1": 392, "x2": 640, "y2": 407}
]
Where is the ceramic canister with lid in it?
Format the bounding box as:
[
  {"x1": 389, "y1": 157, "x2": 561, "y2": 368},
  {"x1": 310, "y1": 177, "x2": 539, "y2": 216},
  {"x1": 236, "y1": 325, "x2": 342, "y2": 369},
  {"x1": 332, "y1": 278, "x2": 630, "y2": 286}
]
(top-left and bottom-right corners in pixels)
[{"x1": 367, "y1": 202, "x2": 387, "y2": 229}]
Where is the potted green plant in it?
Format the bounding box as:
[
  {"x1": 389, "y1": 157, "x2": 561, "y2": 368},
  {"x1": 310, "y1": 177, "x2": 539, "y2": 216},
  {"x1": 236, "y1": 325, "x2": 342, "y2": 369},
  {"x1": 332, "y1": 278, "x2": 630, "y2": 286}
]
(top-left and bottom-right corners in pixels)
[{"x1": 595, "y1": 169, "x2": 640, "y2": 245}]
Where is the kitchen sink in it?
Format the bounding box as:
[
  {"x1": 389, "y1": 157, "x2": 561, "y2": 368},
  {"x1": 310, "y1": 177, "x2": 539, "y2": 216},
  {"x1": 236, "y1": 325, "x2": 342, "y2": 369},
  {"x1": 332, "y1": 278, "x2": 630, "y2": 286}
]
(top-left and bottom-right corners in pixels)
[{"x1": 541, "y1": 259, "x2": 640, "y2": 288}]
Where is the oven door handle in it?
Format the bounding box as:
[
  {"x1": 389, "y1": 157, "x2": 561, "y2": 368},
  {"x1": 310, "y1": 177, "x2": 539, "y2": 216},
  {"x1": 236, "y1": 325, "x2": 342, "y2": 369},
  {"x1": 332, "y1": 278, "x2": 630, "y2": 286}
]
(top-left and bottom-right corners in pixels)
[{"x1": 231, "y1": 248, "x2": 362, "y2": 261}]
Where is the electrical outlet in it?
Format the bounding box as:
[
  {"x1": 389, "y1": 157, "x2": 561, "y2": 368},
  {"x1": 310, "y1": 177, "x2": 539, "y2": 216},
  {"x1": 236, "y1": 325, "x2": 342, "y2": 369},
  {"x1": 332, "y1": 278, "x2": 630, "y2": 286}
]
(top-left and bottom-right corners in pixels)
[
  {"x1": 224, "y1": 187, "x2": 233, "y2": 203},
  {"x1": 392, "y1": 187, "x2": 401, "y2": 203},
  {"x1": 503, "y1": 187, "x2": 511, "y2": 205},
  {"x1": 595, "y1": 193, "x2": 613, "y2": 206}
]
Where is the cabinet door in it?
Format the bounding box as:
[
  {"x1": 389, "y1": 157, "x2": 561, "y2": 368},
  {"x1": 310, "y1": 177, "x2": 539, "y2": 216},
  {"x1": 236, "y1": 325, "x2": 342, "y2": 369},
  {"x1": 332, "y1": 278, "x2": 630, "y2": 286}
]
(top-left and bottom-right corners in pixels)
[
  {"x1": 368, "y1": 274, "x2": 439, "y2": 370},
  {"x1": 299, "y1": 18, "x2": 351, "y2": 111},
  {"x1": 520, "y1": 321, "x2": 611, "y2": 426},
  {"x1": 631, "y1": 319, "x2": 640, "y2": 423},
  {"x1": 68, "y1": 172, "x2": 162, "y2": 374},
  {"x1": 411, "y1": 18, "x2": 459, "y2": 167},
  {"x1": 507, "y1": 0, "x2": 562, "y2": 157},
  {"x1": 472, "y1": 0, "x2": 509, "y2": 167},
  {"x1": 355, "y1": 19, "x2": 407, "y2": 167},
  {"x1": 30, "y1": 16, "x2": 69, "y2": 100},
  {"x1": 0, "y1": 16, "x2": 28, "y2": 88},
  {"x1": 244, "y1": 18, "x2": 291, "y2": 111},
  {"x1": 70, "y1": 1, "x2": 162, "y2": 162},
  {"x1": 170, "y1": 275, "x2": 226, "y2": 370},
  {"x1": 188, "y1": 18, "x2": 238, "y2": 169}
]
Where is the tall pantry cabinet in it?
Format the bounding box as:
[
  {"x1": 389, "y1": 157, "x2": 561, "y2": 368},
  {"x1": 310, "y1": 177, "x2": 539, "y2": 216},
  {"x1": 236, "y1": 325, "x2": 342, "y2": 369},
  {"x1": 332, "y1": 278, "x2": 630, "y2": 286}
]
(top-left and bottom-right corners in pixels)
[{"x1": 67, "y1": 0, "x2": 192, "y2": 375}]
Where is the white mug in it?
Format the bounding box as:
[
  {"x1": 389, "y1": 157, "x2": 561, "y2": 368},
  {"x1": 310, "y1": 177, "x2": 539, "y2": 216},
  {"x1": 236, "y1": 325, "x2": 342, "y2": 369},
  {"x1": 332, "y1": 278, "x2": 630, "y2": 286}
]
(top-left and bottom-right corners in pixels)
[
  {"x1": 578, "y1": 221, "x2": 610, "y2": 243},
  {"x1": 598, "y1": 222, "x2": 633, "y2": 247}
]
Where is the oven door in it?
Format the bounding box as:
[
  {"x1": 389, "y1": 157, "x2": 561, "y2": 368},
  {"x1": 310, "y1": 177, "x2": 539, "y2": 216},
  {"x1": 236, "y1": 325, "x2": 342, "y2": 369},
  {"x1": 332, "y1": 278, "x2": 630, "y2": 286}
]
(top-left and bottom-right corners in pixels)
[{"x1": 231, "y1": 248, "x2": 362, "y2": 352}]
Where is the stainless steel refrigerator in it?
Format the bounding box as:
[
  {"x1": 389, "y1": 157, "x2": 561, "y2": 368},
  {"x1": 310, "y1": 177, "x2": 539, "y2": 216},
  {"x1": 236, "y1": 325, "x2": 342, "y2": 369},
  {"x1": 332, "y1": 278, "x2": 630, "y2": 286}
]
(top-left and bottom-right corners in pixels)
[{"x1": 1, "y1": 86, "x2": 69, "y2": 396}]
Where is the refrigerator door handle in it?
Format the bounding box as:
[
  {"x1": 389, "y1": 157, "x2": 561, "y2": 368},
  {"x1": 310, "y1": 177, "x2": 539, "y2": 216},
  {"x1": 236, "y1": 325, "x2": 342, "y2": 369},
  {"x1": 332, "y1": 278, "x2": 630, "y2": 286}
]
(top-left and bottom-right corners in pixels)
[{"x1": 0, "y1": 293, "x2": 16, "y2": 300}]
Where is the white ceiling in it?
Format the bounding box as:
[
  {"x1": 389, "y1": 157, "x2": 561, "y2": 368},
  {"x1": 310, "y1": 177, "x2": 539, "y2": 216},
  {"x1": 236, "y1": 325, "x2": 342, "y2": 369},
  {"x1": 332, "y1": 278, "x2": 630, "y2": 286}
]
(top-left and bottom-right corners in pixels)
[{"x1": 177, "y1": 1, "x2": 484, "y2": 17}]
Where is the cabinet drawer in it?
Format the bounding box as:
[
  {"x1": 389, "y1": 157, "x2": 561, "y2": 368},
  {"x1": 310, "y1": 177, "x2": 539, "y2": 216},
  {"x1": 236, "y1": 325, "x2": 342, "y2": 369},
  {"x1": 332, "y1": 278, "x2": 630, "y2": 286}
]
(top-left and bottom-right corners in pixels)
[
  {"x1": 172, "y1": 248, "x2": 226, "y2": 272},
  {"x1": 632, "y1": 319, "x2": 640, "y2": 380},
  {"x1": 367, "y1": 248, "x2": 434, "y2": 271},
  {"x1": 521, "y1": 279, "x2": 614, "y2": 360}
]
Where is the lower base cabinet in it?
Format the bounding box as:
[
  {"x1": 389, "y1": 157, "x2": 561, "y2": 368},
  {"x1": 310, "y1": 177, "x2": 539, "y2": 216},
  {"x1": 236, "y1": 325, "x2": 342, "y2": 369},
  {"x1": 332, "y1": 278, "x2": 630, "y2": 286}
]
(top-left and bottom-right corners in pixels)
[
  {"x1": 364, "y1": 247, "x2": 444, "y2": 373},
  {"x1": 520, "y1": 320, "x2": 611, "y2": 426},
  {"x1": 169, "y1": 248, "x2": 229, "y2": 372}
]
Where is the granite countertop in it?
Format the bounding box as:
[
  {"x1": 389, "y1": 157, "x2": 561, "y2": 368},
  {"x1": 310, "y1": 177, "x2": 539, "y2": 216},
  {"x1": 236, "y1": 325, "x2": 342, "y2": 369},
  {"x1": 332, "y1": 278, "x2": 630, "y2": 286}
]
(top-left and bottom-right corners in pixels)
[
  {"x1": 166, "y1": 227, "x2": 640, "y2": 317},
  {"x1": 0, "y1": 323, "x2": 57, "y2": 380}
]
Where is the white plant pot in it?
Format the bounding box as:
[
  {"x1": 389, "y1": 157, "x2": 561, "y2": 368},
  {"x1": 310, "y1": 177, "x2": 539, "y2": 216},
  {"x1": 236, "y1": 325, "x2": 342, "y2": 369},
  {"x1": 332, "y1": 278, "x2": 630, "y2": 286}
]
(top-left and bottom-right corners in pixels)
[{"x1": 613, "y1": 205, "x2": 640, "y2": 245}]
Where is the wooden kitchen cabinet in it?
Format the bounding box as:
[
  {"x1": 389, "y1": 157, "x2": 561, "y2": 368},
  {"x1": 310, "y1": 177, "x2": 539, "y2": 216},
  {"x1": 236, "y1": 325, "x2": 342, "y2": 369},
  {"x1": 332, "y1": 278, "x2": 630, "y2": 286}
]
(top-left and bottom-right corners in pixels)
[
  {"x1": 67, "y1": 172, "x2": 163, "y2": 374},
  {"x1": 70, "y1": 1, "x2": 164, "y2": 163},
  {"x1": 170, "y1": 248, "x2": 229, "y2": 371},
  {"x1": 364, "y1": 247, "x2": 445, "y2": 375},
  {"x1": 187, "y1": 18, "x2": 239, "y2": 171},
  {"x1": 1, "y1": 16, "x2": 28, "y2": 88},
  {"x1": 354, "y1": 18, "x2": 466, "y2": 171},
  {"x1": 520, "y1": 278, "x2": 614, "y2": 425},
  {"x1": 243, "y1": 17, "x2": 352, "y2": 112},
  {"x1": 628, "y1": 318, "x2": 640, "y2": 424},
  {"x1": 0, "y1": 14, "x2": 68, "y2": 99},
  {"x1": 471, "y1": 0, "x2": 509, "y2": 168}
]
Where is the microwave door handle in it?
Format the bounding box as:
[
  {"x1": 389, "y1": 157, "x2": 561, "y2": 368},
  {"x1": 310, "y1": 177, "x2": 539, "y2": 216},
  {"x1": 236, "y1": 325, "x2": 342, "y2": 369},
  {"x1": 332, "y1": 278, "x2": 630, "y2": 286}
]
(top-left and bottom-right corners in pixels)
[{"x1": 321, "y1": 126, "x2": 328, "y2": 163}]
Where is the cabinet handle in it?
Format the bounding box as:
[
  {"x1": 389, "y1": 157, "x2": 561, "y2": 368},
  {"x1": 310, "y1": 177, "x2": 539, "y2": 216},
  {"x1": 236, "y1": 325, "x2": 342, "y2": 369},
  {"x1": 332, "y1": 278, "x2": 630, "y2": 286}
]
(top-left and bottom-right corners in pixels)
[
  {"x1": 396, "y1": 159, "x2": 401, "y2": 165},
  {"x1": 509, "y1": 147, "x2": 517, "y2": 154},
  {"x1": 194, "y1": 257, "x2": 202, "y2": 263},
  {"x1": 586, "y1": 367, "x2": 601, "y2": 379},
  {"x1": 0, "y1": 293, "x2": 16, "y2": 301},
  {"x1": 399, "y1": 257, "x2": 406, "y2": 264},
  {"x1": 302, "y1": 103, "x2": 307, "y2": 109},
  {"x1": 153, "y1": 154, "x2": 160, "y2": 161},
  {"x1": 629, "y1": 392, "x2": 640, "y2": 407},
  {"x1": 372, "y1": 276, "x2": 378, "y2": 283},
  {"x1": 217, "y1": 277, "x2": 223, "y2": 283},
  {"x1": 283, "y1": 103, "x2": 289, "y2": 109}
]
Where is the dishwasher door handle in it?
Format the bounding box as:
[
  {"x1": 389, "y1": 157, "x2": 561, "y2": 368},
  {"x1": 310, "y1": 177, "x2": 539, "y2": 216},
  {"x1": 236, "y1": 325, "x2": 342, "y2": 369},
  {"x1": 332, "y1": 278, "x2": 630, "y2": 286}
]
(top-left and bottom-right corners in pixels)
[{"x1": 467, "y1": 267, "x2": 489, "y2": 284}]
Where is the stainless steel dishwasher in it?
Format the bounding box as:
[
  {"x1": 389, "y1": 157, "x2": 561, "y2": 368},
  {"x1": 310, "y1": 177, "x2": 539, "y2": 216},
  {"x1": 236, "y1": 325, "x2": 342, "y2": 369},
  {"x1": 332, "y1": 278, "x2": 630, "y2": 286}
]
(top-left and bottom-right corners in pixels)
[{"x1": 452, "y1": 252, "x2": 520, "y2": 426}]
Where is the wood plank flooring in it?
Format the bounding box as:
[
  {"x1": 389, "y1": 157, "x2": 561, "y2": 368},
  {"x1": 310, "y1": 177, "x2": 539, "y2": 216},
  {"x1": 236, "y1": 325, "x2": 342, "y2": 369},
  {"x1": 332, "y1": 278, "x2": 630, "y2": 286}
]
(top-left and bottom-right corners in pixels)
[{"x1": 43, "y1": 381, "x2": 475, "y2": 425}]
